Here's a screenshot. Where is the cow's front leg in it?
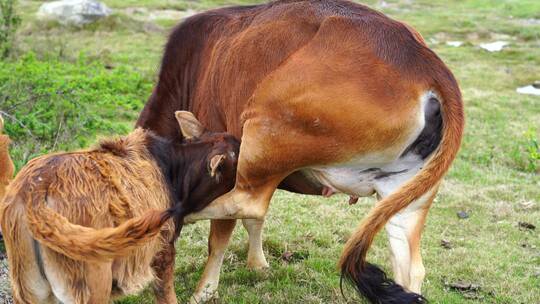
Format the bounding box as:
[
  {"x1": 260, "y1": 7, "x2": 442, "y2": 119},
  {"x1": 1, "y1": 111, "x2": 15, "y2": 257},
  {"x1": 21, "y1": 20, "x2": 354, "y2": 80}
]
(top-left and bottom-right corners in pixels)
[
  {"x1": 184, "y1": 182, "x2": 279, "y2": 223},
  {"x1": 152, "y1": 242, "x2": 177, "y2": 304},
  {"x1": 242, "y1": 218, "x2": 269, "y2": 270},
  {"x1": 191, "y1": 219, "x2": 236, "y2": 304}
]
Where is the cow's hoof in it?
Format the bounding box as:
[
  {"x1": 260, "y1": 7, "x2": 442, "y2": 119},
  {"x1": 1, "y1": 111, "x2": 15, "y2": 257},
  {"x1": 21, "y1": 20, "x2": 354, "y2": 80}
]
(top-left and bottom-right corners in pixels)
[
  {"x1": 190, "y1": 290, "x2": 219, "y2": 304},
  {"x1": 247, "y1": 257, "x2": 269, "y2": 271}
]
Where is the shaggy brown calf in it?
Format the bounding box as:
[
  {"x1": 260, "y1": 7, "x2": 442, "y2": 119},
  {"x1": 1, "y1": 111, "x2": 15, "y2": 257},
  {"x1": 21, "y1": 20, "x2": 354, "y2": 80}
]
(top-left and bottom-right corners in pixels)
[{"x1": 0, "y1": 111, "x2": 239, "y2": 304}]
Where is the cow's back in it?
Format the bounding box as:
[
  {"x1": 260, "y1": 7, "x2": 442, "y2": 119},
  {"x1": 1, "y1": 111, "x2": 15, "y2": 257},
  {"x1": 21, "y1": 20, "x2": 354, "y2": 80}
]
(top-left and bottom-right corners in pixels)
[{"x1": 138, "y1": 0, "x2": 397, "y2": 139}]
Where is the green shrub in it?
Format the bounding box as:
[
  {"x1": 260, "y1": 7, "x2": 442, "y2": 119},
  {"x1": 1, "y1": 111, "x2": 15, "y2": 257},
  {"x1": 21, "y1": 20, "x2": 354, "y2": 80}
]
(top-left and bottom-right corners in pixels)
[
  {"x1": 523, "y1": 128, "x2": 539, "y2": 172},
  {"x1": 0, "y1": 53, "x2": 152, "y2": 169},
  {"x1": 0, "y1": 0, "x2": 21, "y2": 58},
  {"x1": 510, "y1": 127, "x2": 540, "y2": 173}
]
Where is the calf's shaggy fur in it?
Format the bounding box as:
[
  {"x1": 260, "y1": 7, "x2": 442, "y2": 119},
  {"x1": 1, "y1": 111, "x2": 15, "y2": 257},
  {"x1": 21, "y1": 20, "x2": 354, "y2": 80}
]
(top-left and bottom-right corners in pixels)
[{"x1": 0, "y1": 111, "x2": 239, "y2": 304}]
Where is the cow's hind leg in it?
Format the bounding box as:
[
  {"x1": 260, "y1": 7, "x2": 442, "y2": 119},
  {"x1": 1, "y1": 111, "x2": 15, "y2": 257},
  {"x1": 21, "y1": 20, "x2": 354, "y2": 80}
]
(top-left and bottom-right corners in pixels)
[
  {"x1": 242, "y1": 218, "x2": 269, "y2": 270},
  {"x1": 381, "y1": 186, "x2": 437, "y2": 294}
]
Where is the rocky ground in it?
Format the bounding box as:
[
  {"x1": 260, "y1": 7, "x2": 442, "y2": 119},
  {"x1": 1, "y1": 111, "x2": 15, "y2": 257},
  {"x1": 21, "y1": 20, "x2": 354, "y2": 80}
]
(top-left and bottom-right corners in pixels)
[{"x1": 0, "y1": 254, "x2": 12, "y2": 304}]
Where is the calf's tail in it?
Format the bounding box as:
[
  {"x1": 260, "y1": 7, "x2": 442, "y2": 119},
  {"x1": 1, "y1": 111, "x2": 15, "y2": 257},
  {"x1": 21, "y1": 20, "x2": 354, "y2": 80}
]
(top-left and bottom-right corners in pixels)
[{"x1": 25, "y1": 177, "x2": 181, "y2": 262}]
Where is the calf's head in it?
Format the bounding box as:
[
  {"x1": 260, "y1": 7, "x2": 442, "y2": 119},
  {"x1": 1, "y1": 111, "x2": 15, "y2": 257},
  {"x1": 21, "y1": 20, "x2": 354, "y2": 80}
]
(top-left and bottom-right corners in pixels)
[{"x1": 152, "y1": 111, "x2": 239, "y2": 225}]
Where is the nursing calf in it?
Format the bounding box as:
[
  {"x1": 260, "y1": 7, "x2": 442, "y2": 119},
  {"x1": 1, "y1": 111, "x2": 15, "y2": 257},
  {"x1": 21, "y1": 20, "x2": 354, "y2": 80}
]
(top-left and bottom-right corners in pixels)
[{"x1": 0, "y1": 111, "x2": 239, "y2": 304}]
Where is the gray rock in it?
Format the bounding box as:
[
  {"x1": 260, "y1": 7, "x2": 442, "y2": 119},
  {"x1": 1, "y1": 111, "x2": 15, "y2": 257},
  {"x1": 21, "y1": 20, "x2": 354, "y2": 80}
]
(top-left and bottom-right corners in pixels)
[
  {"x1": 37, "y1": 0, "x2": 112, "y2": 26},
  {"x1": 457, "y1": 210, "x2": 469, "y2": 219}
]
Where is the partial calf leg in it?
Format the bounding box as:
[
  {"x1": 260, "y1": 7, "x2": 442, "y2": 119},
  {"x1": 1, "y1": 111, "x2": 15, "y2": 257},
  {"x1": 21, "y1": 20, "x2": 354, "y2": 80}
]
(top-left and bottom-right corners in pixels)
[
  {"x1": 152, "y1": 243, "x2": 177, "y2": 304},
  {"x1": 1, "y1": 203, "x2": 54, "y2": 304},
  {"x1": 41, "y1": 247, "x2": 113, "y2": 304},
  {"x1": 242, "y1": 218, "x2": 269, "y2": 270},
  {"x1": 85, "y1": 262, "x2": 113, "y2": 304},
  {"x1": 191, "y1": 219, "x2": 236, "y2": 304}
]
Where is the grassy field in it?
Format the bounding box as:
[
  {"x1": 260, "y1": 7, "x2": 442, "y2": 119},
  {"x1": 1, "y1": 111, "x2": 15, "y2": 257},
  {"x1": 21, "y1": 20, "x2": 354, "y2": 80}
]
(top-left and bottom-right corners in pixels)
[{"x1": 1, "y1": 0, "x2": 539, "y2": 303}]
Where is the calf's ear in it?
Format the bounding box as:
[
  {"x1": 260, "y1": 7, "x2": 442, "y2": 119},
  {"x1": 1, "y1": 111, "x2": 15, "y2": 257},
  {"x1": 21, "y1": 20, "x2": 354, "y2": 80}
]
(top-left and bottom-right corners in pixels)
[
  {"x1": 0, "y1": 115, "x2": 4, "y2": 132},
  {"x1": 209, "y1": 154, "x2": 226, "y2": 178},
  {"x1": 175, "y1": 111, "x2": 205, "y2": 139}
]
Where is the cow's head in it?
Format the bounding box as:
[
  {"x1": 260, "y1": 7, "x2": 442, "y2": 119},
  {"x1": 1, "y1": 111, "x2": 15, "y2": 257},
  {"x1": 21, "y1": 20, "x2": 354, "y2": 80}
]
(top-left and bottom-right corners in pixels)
[{"x1": 160, "y1": 111, "x2": 239, "y2": 221}]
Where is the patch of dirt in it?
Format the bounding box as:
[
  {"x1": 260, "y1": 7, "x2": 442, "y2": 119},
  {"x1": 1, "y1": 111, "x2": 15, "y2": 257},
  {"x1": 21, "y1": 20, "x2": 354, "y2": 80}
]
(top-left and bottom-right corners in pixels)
[
  {"x1": 519, "y1": 200, "x2": 535, "y2": 210},
  {"x1": 518, "y1": 221, "x2": 536, "y2": 230},
  {"x1": 445, "y1": 280, "x2": 484, "y2": 300},
  {"x1": 491, "y1": 201, "x2": 514, "y2": 220},
  {"x1": 440, "y1": 239, "x2": 452, "y2": 249},
  {"x1": 281, "y1": 250, "x2": 309, "y2": 263}
]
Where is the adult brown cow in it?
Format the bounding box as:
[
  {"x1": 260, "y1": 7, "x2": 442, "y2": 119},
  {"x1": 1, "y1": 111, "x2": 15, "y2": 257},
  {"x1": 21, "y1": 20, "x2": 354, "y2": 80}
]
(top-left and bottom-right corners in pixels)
[{"x1": 137, "y1": 0, "x2": 464, "y2": 303}]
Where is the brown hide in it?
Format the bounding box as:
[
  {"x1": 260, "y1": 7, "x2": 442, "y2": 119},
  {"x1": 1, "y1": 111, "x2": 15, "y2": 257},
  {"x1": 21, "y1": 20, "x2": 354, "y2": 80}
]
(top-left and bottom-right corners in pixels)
[
  {"x1": 137, "y1": 1, "x2": 325, "y2": 138},
  {"x1": 138, "y1": 0, "x2": 423, "y2": 137},
  {"x1": 136, "y1": 0, "x2": 460, "y2": 193}
]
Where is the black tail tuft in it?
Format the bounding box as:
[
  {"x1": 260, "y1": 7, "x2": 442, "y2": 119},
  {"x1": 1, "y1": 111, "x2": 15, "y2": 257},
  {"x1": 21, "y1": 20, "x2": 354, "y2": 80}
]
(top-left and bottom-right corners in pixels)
[{"x1": 341, "y1": 263, "x2": 427, "y2": 304}]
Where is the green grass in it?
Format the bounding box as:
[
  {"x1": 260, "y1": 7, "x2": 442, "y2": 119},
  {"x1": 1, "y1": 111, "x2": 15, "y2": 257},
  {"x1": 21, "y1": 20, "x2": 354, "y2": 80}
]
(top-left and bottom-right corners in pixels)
[
  {"x1": 1, "y1": 0, "x2": 539, "y2": 303},
  {"x1": 0, "y1": 53, "x2": 152, "y2": 169}
]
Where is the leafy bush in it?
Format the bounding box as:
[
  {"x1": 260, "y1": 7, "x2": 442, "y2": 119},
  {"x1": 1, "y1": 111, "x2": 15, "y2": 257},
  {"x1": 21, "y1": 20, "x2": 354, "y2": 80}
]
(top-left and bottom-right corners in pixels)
[
  {"x1": 0, "y1": 53, "x2": 152, "y2": 169},
  {"x1": 0, "y1": 0, "x2": 21, "y2": 58}
]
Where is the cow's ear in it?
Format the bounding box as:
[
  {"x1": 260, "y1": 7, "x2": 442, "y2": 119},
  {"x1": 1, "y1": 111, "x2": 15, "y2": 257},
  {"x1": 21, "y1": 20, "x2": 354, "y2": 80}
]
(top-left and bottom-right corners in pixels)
[
  {"x1": 175, "y1": 111, "x2": 205, "y2": 139},
  {"x1": 0, "y1": 115, "x2": 4, "y2": 132}
]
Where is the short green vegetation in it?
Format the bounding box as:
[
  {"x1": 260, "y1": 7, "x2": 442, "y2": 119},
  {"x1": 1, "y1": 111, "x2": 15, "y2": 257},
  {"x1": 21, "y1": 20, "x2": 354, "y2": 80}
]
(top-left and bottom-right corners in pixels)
[{"x1": 1, "y1": 0, "x2": 538, "y2": 303}]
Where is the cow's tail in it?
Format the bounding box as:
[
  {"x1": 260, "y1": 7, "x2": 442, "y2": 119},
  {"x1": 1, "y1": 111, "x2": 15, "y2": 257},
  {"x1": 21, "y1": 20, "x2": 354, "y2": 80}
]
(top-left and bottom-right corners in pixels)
[
  {"x1": 338, "y1": 64, "x2": 464, "y2": 303},
  {"x1": 25, "y1": 177, "x2": 179, "y2": 262}
]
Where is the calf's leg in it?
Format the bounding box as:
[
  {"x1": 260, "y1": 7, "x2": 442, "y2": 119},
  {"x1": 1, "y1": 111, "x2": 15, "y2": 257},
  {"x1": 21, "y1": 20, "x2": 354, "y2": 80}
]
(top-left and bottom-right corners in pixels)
[
  {"x1": 41, "y1": 246, "x2": 113, "y2": 304},
  {"x1": 1, "y1": 203, "x2": 55, "y2": 304},
  {"x1": 85, "y1": 262, "x2": 113, "y2": 304},
  {"x1": 152, "y1": 243, "x2": 178, "y2": 304}
]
